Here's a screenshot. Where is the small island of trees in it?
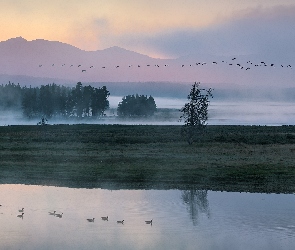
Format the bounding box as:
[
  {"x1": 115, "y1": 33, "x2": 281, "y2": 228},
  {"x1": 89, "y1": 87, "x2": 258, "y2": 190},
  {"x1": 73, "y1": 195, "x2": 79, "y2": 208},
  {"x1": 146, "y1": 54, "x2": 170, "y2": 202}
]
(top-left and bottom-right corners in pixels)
[{"x1": 117, "y1": 94, "x2": 157, "y2": 117}]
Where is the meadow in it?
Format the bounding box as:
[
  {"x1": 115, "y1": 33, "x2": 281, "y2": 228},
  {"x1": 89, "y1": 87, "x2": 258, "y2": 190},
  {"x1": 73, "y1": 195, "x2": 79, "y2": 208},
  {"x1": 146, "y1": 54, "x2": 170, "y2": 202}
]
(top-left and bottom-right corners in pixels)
[{"x1": 1, "y1": 124, "x2": 295, "y2": 193}]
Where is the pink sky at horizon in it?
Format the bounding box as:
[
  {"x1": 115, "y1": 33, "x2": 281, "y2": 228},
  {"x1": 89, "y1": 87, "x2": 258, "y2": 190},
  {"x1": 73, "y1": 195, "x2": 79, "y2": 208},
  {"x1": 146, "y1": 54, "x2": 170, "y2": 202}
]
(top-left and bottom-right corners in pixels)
[{"x1": 1, "y1": 0, "x2": 295, "y2": 59}]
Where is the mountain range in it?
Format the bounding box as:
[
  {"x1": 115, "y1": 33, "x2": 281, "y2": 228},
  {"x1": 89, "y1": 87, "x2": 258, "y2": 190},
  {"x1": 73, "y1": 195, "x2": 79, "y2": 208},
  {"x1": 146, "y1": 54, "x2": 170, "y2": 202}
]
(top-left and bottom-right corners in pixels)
[{"x1": 0, "y1": 37, "x2": 294, "y2": 100}]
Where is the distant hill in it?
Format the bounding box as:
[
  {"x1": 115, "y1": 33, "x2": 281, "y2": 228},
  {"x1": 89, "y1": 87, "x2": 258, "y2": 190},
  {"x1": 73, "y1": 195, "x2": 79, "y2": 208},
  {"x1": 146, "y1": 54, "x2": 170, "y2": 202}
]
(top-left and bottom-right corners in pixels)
[{"x1": 0, "y1": 37, "x2": 294, "y2": 100}]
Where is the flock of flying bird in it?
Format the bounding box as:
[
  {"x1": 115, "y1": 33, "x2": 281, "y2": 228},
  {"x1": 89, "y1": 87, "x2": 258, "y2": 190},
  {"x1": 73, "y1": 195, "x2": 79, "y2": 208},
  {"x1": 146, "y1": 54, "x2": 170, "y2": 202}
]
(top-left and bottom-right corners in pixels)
[
  {"x1": 12, "y1": 206, "x2": 153, "y2": 225},
  {"x1": 37, "y1": 57, "x2": 293, "y2": 73}
]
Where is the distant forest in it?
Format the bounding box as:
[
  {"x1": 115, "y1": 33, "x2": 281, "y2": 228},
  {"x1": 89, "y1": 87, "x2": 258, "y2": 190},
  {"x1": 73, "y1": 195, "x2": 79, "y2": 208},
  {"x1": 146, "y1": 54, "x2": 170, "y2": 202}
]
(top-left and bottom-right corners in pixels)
[{"x1": 0, "y1": 82, "x2": 110, "y2": 119}]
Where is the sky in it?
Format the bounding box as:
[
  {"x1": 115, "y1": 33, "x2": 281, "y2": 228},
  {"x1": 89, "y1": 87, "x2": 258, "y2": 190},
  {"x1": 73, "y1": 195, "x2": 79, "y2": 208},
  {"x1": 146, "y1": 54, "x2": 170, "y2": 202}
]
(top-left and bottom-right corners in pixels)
[{"x1": 1, "y1": 0, "x2": 295, "y2": 59}]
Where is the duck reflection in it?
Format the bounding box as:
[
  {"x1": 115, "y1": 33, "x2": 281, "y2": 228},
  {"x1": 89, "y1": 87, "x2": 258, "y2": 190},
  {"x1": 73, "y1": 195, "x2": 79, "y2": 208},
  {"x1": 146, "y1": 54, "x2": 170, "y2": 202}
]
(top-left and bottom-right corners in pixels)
[{"x1": 181, "y1": 190, "x2": 210, "y2": 225}]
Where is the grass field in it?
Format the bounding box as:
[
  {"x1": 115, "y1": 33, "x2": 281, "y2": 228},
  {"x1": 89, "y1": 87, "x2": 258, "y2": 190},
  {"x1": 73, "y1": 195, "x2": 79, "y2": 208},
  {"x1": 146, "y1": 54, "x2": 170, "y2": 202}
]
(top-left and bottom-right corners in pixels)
[{"x1": 1, "y1": 124, "x2": 295, "y2": 193}]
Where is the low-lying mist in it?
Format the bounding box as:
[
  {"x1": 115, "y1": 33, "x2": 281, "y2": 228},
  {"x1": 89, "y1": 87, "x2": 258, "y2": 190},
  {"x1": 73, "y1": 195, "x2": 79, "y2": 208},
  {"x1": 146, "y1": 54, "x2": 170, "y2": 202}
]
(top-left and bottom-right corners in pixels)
[
  {"x1": 1, "y1": 97, "x2": 295, "y2": 126},
  {"x1": 1, "y1": 81, "x2": 295, "y2": 126}
]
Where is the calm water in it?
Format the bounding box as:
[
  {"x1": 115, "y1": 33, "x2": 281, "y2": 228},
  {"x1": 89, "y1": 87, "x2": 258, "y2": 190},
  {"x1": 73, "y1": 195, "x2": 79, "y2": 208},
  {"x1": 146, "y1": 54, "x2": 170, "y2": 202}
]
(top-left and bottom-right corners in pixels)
[{"x1": 0, "y1": 185, "x2": 295, "y2": 250}]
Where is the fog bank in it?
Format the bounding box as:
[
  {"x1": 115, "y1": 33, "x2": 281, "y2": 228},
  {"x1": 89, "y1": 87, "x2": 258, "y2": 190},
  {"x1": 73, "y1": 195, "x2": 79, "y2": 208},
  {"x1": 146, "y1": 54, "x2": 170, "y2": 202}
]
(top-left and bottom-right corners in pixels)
[{"x1": 1, "y1": 99, "x2": 295, "y2": 126}]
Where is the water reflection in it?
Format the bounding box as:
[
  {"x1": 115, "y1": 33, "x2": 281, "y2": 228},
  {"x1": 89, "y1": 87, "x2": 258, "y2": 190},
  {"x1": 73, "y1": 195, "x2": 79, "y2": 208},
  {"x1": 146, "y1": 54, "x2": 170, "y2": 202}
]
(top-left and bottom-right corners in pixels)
[
  {"x1": 181, "y1": 190, "x2": 210, "y2": 225},
  {"x1": 0, "y1": 184, "x2": 295, "y2": 250}
]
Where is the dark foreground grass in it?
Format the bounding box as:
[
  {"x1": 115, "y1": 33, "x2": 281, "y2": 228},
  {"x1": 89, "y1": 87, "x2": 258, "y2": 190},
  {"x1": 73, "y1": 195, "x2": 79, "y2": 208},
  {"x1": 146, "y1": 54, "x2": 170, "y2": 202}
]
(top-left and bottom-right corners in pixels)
[{"x1": 1, "y1": 124, "x2": 295, "y2": 193}]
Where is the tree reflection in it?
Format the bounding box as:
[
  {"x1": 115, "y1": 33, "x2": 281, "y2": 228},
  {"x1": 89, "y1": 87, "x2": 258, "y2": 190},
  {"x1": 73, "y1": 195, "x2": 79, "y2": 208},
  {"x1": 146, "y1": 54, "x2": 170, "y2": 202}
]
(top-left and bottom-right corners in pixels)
[{"x1": 181, "y1": 190, "x2": 210, "y2": 226}]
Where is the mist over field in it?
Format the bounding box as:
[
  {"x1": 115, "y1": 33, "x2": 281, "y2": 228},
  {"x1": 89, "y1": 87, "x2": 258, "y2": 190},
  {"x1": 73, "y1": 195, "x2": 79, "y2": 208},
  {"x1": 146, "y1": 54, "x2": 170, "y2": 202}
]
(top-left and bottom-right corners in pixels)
[{"x1": 1, "y1": 97, "x2": 295, "y2": 126}]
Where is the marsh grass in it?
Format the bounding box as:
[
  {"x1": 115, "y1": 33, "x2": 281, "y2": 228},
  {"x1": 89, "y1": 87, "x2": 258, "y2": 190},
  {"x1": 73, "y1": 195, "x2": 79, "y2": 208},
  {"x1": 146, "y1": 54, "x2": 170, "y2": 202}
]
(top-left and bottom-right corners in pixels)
[{"x1": 1, "y1": 124, "x2": 295, "y2": 192}]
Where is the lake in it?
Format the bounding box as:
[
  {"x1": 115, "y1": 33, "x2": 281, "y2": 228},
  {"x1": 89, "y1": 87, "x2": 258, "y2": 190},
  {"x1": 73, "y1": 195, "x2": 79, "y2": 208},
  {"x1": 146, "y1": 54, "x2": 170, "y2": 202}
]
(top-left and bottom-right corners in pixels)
[{"x1": 1, "y1": 184, "x2": 295, "y2": 250}]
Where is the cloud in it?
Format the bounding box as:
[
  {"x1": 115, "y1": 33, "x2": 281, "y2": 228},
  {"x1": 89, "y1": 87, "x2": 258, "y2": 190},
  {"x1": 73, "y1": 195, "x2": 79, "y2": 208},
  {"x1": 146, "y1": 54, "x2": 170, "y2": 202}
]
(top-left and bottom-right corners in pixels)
[{"x1": 115, "y1": 5, "x2": 295, "y2": 60}]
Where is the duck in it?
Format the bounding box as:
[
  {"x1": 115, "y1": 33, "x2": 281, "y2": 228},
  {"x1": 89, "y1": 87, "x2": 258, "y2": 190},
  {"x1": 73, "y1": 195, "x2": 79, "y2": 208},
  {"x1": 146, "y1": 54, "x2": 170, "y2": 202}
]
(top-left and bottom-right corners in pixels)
[
  {"x1": 87, "y1": 218, "x2": 95, "y2": 222},
  {"x1": 48, "y1": 211, "x2": 56, "y2": 215},
  {"x1": 18, "y1": 208, "x2": 24, "y2": 212},
  {"x1": 145, "y1": 219, "x2": 153, "y2": 224},
  {"x1": 17, "y1": 213, "x2": 24, "y2": 218},
  {"x1": 55, "y1": 213, "x2": 63, "y2": 218},
  {"x1": 117, "y1": 220, "x2": 124, "y2": 224},
  {"x1": 101, "y1": 216, "x2": 108, "y2": 221}
]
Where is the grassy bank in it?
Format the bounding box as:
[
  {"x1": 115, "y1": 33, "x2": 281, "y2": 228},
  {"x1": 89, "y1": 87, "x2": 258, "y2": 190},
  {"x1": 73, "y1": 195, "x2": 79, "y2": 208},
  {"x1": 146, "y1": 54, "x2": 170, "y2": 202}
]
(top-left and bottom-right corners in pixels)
[{"x1": 1, "y1": 124, "x2": 295, "y2": 193}]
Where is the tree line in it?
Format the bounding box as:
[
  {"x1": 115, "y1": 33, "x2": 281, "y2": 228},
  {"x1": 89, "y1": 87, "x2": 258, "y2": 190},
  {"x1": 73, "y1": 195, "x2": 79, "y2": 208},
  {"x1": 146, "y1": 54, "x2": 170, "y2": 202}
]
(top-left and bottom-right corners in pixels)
[
  {"x1": 0, "y1": 82, "x2": 110, "y2": 119},
  {"x1": 0, "y1": 82, "x2": 157, "y2": 119}
]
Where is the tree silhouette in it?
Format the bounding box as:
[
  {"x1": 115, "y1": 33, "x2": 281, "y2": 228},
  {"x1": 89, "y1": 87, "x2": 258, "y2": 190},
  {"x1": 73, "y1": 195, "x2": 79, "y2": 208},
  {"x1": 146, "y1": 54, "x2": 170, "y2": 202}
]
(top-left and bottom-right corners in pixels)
[
  {"x1": 117, "y1": 94, "x2": 157, "y2": 117},
  {"x1": 15, "y1": 82, "x2": 110, "y2": 119},
  {"x1": 180, "y1": 82, "x2": 213, "y2": 144},
  {"x1": 91, "y1": 86, "x2": 110, "y2": 117}
]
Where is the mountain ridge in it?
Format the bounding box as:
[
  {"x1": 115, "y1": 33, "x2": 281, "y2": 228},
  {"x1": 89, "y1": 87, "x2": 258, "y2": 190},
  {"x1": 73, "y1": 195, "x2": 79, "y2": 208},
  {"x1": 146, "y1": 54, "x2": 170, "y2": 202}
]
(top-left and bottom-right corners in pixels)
[{"x1": 0, "y1": 37, "x2": 294, "y2": 88}]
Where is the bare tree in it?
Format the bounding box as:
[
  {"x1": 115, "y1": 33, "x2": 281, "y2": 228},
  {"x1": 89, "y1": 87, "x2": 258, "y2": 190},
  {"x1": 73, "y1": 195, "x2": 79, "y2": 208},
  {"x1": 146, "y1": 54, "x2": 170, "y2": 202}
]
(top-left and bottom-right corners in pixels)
[{"x1": 180, "y1": 82, "x2": 213, "y2": 144}]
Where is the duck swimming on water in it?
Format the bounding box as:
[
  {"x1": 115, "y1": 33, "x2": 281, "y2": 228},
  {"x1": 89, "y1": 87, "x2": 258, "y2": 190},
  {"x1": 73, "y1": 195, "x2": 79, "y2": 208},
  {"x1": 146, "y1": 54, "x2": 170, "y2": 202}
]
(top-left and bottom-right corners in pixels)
[
  {"x1": 17, "y1": 213, "x2": 24, "y2": 219},
  {"x1": 145, "y1": 219, "x2": 153, "y2": 225},
  {"x1": 55, "y1": 213, "x2": 63, "y2": 218}
]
